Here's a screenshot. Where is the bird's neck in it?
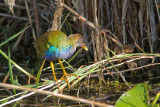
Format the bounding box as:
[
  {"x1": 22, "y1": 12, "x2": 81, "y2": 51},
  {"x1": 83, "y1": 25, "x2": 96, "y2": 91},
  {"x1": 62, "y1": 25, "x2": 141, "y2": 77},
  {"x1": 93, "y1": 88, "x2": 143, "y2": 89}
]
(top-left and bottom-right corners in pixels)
[{"x1": 68, "y1": 35, "x2": 77, "y2": 49}]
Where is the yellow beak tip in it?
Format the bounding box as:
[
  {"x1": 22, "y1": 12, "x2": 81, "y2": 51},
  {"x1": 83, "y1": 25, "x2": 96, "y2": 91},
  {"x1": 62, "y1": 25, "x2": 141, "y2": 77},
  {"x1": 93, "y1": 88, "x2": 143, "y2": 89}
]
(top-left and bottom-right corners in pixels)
[{"x1": 83, "y1": 47, "x2": 88, "y2": 51}]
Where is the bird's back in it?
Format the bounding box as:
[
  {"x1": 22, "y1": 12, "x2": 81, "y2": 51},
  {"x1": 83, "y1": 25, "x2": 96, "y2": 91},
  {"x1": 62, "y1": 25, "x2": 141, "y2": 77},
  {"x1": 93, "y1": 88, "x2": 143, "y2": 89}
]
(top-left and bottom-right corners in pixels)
[{"x1": 34, "y1": 30, "x2": 71, "y2": 61}]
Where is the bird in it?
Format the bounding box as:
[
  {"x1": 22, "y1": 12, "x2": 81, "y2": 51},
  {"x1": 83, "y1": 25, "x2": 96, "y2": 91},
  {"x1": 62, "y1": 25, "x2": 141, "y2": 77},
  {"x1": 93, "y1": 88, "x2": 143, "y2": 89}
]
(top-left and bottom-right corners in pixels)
[{"x1": 34, "y1": 30, "x2": 88, "y2": 90}]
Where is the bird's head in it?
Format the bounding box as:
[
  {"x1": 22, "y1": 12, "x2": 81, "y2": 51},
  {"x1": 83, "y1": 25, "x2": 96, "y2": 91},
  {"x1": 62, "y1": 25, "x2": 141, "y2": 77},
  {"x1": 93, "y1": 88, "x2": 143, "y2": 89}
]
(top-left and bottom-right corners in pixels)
[{"x1": 68, "y1": 34, "x2": 88, "y2": 51}]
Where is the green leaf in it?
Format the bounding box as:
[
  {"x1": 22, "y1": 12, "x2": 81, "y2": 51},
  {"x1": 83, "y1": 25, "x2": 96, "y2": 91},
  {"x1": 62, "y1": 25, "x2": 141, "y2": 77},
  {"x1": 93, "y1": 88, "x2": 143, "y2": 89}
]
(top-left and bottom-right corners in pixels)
[{"x1": 115, "y1": 83, "x2": 148, "y2": 107}]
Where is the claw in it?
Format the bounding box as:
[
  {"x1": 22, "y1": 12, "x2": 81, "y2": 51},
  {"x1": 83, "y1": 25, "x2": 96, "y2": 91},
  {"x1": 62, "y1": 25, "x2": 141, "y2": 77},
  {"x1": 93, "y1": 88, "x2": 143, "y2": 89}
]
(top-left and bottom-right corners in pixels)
[{"x1": 60, "y1": 73, "x2": 79, "y2": 90}]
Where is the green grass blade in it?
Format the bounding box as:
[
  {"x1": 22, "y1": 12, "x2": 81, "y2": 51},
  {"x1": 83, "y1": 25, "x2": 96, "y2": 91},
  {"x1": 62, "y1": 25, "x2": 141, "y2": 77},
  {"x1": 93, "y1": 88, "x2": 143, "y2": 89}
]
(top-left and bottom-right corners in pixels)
[
  {"x1": 71, "y1": 64, "x2": 101, "y2": 86},
  {"x1": 36, "y1": 59, "x2": 46, "y2": 87},
  {"x1": 1, "y1": 99, "x2": 9, "y2": 105},
  {"x1": 0, "y1": 49, "x2": 37, "y2": 80},
  {"x1": 63, "y1": 59, "x2": 76, "y2": 72},
  {"x1": 68, "y1": 48, "x2": 83, "y2": 63},
  {"x1": 8, "y1": 47, "x2": 16, "y2": 94},
  {"x1": 0, "y1": 25, "x2": 31, "y2": 47},
  {"x1": 151, "y1": 92, "x2": 160, "y2": 105}
]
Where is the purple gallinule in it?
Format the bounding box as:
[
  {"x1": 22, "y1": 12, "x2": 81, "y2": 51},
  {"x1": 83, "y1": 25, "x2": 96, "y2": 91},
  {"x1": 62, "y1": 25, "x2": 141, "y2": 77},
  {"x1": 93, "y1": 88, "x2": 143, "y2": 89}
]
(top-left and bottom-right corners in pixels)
[{"x1": 35, "y1": 30, "x2": 88, "y2": 90}]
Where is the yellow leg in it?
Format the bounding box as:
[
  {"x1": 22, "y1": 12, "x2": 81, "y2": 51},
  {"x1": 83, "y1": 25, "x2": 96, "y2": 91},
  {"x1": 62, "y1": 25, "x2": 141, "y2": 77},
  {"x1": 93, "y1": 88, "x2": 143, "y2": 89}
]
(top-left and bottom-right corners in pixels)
[
  {"x1": 58, "y1": 59, "x2": 79, "y2": 90},
  {"x1": 58, "y1": 59, "x2": 70, "y2": 90},
  {"x1": 50, "y1": 61, "x2": 60, "y2": 90}
]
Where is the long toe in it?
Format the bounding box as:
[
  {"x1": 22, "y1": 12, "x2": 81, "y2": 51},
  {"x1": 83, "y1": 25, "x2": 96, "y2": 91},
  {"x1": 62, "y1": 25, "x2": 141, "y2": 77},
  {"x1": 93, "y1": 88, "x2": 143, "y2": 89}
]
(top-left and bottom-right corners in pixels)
[
  {"x1": 60, "y1": 74, "x2": 70, "y2": 90},
  {"x1": 60, "y1": 73, "x2": 80, "y2": 90},
  {"x1": 67, "y1": 74, "x2": 79, "y2": 79}
]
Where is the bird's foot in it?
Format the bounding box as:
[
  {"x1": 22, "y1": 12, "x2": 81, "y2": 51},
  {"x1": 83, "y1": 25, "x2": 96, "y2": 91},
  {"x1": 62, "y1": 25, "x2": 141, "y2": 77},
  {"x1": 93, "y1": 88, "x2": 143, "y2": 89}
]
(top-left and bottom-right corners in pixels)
[{"x1": 60, "y1": 73, "x2": 79, "y2": 90}]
